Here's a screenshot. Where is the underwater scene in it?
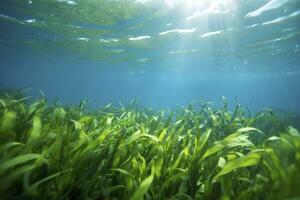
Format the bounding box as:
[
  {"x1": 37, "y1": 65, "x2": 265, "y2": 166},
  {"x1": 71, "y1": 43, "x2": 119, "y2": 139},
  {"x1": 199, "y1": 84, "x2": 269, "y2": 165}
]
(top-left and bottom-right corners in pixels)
[{"x1": 1, "y1": 0, "x2": 300, "y2": 199}]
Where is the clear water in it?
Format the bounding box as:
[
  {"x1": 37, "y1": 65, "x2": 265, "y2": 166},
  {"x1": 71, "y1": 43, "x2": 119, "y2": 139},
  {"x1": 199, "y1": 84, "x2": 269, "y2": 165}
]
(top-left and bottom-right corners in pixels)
[{"x1": 0, "y1": 0, "x2": 300, "y2": 111}]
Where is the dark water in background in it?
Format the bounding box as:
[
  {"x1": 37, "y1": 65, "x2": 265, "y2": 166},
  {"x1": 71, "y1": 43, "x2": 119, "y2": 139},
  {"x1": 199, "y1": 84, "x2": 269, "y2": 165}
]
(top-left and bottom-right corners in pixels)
[{"x1": 0, "y1": 0, "x2": 300, "y2": 111}]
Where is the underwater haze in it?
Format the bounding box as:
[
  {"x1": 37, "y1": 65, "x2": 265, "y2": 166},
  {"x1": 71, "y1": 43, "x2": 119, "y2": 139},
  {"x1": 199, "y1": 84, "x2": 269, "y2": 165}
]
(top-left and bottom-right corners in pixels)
[{"x1": 0, "y1": 0, "x2": 300, "y2": 110}]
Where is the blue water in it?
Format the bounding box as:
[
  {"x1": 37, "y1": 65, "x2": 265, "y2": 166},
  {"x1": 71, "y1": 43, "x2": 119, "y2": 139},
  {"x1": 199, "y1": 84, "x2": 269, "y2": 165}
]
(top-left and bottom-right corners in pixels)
[{"x1": 0, "y1": 0, "x2": 300, "y2": 111}]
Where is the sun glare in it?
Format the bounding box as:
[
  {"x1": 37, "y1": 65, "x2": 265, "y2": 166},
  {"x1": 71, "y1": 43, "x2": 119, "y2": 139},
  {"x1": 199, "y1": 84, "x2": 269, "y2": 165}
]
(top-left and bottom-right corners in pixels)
[{"x1": 164, "y1": 0, "x2": 234, "y2": 13}]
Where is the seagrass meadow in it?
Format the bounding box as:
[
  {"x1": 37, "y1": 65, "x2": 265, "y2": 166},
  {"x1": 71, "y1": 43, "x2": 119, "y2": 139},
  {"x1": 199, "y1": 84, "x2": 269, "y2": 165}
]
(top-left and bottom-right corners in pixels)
[{"x1": 0, "y1": 92, "x2": 300, "y2": 200}]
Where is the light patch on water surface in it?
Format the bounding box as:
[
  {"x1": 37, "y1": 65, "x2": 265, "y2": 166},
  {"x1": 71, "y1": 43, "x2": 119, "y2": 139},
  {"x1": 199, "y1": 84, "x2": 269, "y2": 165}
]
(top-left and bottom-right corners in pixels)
[
  {"x1": 164, "y1": 0, "x2": 181, "y2": 8},
  {"x1": 286, "y1": 70, "x2": 300, "y2": 76},
  {"x1": 0, "y1": 14, "x2": 25, "y2": 25},
  {"x1": 135, "y1": 0, "x2": 153, "y2": 4},
  {"x1": 261, "y1": 11, "x2": 300, "y2": 25},
  {"x1": 294, "y1": 44, "x2": 300, "y2": 54},
  {"x1": 290, "y1": 10, "x2": 300, "y2": 17},
  {"x1": 245, "y1": 0, "x2": 290, "y2": 18},
  {"x1": 110, "y1": 49, "x2": 124, "y2": 53},
  {"x1": 25, "y1": 19, "x2": 36, "y2": 23},
  {"x1": 99, "y1": 38, "x2": 119, "y2": 43},
  {"x1": 67, "y1": 24, "x2": 82, "y2": 29},
  {"x1": 0, "y1": 14, "x2": 17, "y2": 21},
  {"x1": 226, "y1": 28, "x2": 235, "y2": 31},
  {"x1": 262, "y1": 16, "x2": 287, "y2": 25},
  {"x1": 201, "y1": 30, "x2": 222, "y2": 38},
  {"x1": 77, "y1": 37, "x2": 90, "y2": 41},
  {"x1": 165, "y1": 0, "x2": 233, "y2": 10},
  {"x1": 282, "y1": 27, "x2": 295, "y2": 32},
  {"x1": 159, "y1": 28, "x2": 197, "y2": 35},
  {"x1": 57, "y1": 0, "x2": 77, "y2": 5},
  {"x1": 186, "y1": 11, "x2": 204, "y2": 21},
  {"x1": 272, "y1": 33, "x2": 296, "y2": 41},
  {"x1": 137, "y1": 58, "x2": 149, "y2": 62},
  {"x1": 186, "y1": 1, "x2": 231, "y2": 21},
  {"x1": 128, "y1": 36, "x2": 151, "y2": 41},
  {"x1": 245, "y1": 24, "x2": 258, "y2": 29},
  {"x1": 169, "y1": 49, "x2": 199, "y2": 54},
  {"x1": 247, "y1": 32, "x2": 298, "y2": 46}
]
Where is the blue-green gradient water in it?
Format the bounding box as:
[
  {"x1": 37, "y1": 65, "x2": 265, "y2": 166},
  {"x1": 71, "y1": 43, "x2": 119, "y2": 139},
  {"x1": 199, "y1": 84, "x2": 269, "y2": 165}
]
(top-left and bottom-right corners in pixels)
[{"x1": 0, "y1": 0, "x2": 300, "y2": 111}]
